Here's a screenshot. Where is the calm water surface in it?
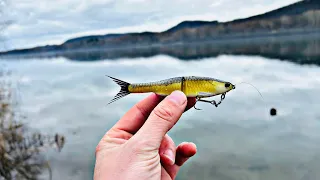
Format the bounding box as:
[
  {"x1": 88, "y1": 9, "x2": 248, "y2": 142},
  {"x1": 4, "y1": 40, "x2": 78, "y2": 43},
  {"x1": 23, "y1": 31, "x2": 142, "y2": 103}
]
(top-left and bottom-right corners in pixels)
[{"x1": 2, "y1": 54, "x2": 320, "y2": 180}]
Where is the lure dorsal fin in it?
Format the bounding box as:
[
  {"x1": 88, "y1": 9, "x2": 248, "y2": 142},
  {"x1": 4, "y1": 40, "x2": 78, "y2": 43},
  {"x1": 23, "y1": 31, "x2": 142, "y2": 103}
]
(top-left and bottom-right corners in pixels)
[{"x1": 106, "y1": 75, "x2": 131, "y2": 105}]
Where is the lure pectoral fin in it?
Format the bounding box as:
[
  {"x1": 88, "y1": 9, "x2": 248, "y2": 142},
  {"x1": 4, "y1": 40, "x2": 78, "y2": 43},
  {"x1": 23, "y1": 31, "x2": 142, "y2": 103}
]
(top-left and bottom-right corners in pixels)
[{"x1": 106, "y1": 75, "x2": 131, "y2": 105}]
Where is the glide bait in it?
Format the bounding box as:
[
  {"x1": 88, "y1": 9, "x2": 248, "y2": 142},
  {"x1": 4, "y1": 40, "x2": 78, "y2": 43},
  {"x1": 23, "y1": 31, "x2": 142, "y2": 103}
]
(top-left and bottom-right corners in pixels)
[{"x1": 106, "y1": 76, "x2": 236, "y2": 110}]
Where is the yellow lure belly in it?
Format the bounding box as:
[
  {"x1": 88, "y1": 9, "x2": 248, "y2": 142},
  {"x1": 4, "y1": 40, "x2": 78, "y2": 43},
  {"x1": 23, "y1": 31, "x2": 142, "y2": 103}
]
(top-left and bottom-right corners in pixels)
[{"x1": 107, "y1": 76, "x2": 235, "y2": 105}]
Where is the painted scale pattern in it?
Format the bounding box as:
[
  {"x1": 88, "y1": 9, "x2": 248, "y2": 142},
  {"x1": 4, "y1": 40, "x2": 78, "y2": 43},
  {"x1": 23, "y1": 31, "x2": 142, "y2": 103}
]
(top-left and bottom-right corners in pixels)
[{"x1": 128, "y1": 76, "x2": 228, "y2": 97}]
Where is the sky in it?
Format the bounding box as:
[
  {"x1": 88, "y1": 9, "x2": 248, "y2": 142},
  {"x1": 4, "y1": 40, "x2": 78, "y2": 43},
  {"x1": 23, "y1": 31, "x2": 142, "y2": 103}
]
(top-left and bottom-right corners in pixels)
[{"x1": 1, "y1": 0, "x2": 300, "y2": 51}]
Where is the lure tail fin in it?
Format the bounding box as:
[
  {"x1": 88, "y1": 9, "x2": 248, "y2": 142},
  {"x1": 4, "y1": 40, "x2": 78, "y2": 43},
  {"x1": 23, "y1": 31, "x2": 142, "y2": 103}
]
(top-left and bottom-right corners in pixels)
[{"x1": 106, "y1": 75, "x2": 131, "y2": 105}]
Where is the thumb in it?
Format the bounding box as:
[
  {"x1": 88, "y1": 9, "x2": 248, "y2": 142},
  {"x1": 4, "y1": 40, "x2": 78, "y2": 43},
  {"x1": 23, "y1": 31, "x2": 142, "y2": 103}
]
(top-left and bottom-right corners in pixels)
[{"x1": 132, "y1": 90, "x2": 187, "y2": 149}]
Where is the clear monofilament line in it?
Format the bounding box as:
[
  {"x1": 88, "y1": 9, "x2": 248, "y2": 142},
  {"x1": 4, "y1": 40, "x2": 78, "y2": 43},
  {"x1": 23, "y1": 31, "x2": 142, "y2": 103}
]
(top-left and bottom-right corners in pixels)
[
  {"x1": 236, "y1": 82, "x2": 264, "y2": 100},
  {"x1": 235, "y1": 82, "x2": 271, "y2": 121}
]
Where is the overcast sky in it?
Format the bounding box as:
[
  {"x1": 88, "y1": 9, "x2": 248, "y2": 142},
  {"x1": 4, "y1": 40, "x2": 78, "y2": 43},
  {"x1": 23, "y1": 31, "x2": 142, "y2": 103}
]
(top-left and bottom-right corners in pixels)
[{"x1": 1, "y1": 0, "x2": 300, "y2": 51}]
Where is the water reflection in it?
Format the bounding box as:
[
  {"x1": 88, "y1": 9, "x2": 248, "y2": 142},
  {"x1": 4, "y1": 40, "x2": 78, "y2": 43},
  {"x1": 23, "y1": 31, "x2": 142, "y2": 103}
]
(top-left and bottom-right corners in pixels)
[
  {"x1": 5, "y1": 33, "x2": 320, "y2": 66},
  {"x1": 1, "y1": 54, "x2": 320, "y2": 180}
]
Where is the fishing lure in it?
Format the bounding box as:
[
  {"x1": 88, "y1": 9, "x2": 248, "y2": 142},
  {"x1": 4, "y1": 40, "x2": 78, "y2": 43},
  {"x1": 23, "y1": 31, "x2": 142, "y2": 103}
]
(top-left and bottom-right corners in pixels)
[{"x1": 106, "y1": 75, "x2": 236, "y2": 110}]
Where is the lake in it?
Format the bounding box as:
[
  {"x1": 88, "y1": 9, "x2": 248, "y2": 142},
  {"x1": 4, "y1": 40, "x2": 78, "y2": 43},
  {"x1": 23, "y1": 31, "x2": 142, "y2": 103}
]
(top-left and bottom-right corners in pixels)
[{"x1": 1, "y1": 37, "x2": 320, "y2": 180}]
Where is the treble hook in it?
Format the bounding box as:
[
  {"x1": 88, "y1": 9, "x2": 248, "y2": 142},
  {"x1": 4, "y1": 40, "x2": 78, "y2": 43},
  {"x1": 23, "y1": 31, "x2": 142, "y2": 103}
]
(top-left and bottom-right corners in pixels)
[
  {"x1": 193, "y1": 97, "x2": 202, "y2": 110},
  {"x1": 193, "y1": 93, "x2": 227, "y2": 110},
  {"x1": 193, "y1": 99, "x2": 202, "y2": 110}
]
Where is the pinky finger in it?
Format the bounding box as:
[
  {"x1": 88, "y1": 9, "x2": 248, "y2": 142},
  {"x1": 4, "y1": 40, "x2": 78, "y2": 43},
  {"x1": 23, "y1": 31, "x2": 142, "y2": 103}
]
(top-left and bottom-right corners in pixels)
[{"x1": 175, "y1": 142, "x2": 197, "y2": 166}]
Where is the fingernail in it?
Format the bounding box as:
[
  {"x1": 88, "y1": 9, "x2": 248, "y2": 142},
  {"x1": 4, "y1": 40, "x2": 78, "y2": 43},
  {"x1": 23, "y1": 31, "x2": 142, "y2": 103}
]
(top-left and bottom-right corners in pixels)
[
  {"x1": 164, "y1": 149, "x2": 175, "y2": 165},
  {"x1": 168, "y1": 91, "x2": 186, "y2": 105}
]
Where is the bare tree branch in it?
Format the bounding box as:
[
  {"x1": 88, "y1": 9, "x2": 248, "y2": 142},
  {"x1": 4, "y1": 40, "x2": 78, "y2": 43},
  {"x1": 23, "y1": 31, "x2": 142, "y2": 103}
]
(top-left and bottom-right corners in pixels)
[{"x1": 0, "y1": 67, "x2": 66, "y2": 180}]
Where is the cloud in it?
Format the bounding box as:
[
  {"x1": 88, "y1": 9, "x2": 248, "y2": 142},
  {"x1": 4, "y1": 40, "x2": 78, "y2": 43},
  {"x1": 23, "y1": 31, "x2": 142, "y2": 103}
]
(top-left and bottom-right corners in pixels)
[{"x1": 1, "y1": 0, "x2": 300, "y2": 51}]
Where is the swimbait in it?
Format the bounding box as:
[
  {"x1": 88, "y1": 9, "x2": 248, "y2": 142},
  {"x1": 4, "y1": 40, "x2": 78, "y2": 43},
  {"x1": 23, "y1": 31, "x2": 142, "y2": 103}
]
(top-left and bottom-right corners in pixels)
[{"x1": 106, "y1": 75, "x2": 236, "y2": 110}]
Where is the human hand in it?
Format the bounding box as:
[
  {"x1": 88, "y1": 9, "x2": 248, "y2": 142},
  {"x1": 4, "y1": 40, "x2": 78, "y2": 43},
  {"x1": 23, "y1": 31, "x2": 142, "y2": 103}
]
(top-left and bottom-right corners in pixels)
[{"x1": 94, "y1": 91, "x2": 197, "y2": 180}]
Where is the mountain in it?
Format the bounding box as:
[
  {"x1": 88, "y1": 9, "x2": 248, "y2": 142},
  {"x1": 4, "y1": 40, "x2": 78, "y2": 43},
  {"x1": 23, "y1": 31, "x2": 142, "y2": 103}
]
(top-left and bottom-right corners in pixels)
[{"x1": 0, "y1": 0, "x2": 319, "y2": 56}]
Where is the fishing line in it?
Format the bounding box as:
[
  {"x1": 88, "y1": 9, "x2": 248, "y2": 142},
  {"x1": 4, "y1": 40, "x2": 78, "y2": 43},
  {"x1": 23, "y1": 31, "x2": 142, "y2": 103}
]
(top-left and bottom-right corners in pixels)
[
  {"x1": 236, "y1": 82, "x2": 264, "y2": 100},
  {"x1": 235, "y1": 81, "x2": 272, "y2": 120}
]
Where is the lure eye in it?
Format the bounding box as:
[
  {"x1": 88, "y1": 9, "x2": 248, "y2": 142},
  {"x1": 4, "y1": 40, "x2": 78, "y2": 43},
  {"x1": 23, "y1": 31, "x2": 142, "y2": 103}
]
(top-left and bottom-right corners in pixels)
[{"x1": 225, "y1": 83, "x2": 231, "y2": 88}]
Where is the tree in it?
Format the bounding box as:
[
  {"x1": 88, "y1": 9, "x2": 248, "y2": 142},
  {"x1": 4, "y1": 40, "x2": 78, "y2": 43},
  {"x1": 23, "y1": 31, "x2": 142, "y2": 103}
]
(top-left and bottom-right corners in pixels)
[
  {"x1": 0, "y1": 68, "x2": 65, "y2": 180},
  {"x1": 279, "y1": 15, "x2": 293, "y2": 28},
  {"x1": 302, "y1": 10, "x2": 320, "y2": 27}
]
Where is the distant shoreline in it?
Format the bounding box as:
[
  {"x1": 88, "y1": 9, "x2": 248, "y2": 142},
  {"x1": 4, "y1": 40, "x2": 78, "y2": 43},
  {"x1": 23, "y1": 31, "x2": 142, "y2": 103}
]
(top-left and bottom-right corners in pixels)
[
  {"x1": 1, "y1": 27, "x2": 319, "y2": 58},
  {"x1": 1, "y1": 29, "x2": 319, "y2": 68}
]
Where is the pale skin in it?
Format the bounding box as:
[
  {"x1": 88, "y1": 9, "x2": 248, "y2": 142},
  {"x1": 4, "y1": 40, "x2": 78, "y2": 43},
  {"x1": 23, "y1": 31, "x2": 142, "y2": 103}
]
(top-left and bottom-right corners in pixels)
[{"x1": 94, "y1": 90, "x2": 197, "y2": 180}]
